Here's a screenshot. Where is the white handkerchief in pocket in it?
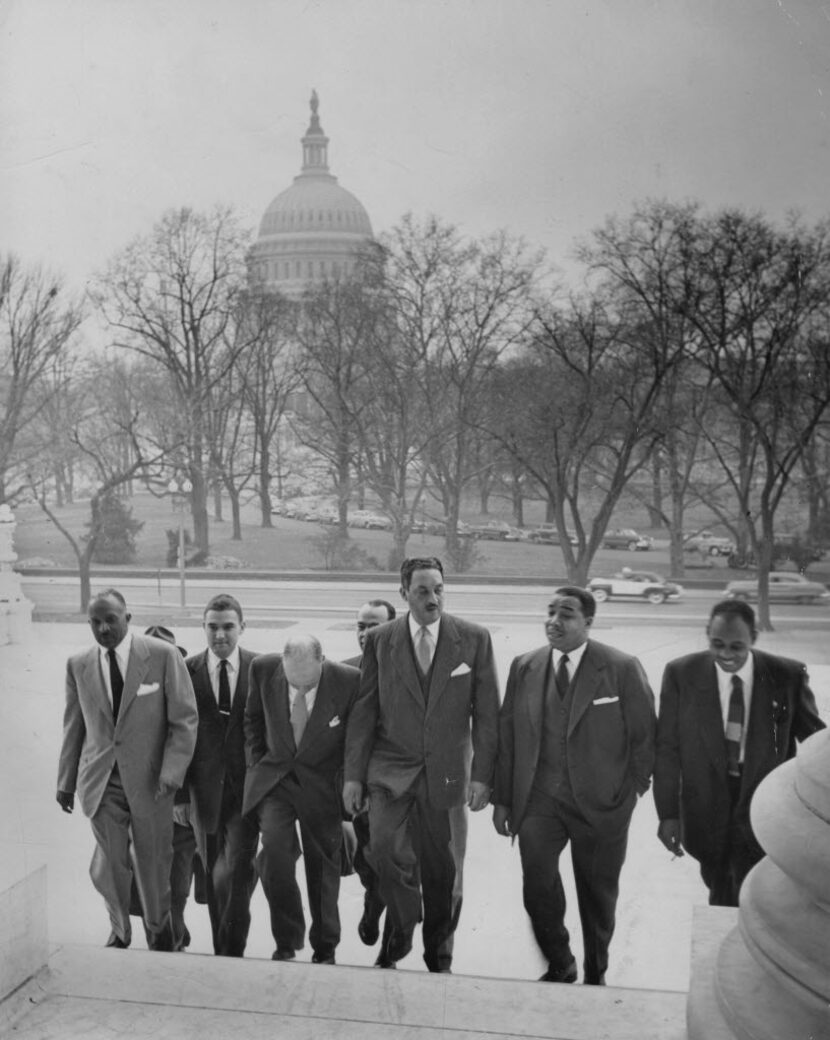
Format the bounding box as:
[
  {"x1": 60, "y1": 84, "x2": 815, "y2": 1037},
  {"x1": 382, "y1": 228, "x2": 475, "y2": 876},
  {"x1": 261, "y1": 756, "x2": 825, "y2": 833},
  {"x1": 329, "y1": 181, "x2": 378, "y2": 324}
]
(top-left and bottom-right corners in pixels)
[
  {"x1": 137, "y1": 682, "x2": 160, "y2": 697},
  {"x1": 592, "y1": 695, "x2": 619, "y2": 706},
  {"x1": 328, "y1": 715, "x2": 341, "y2": 728},
  {"x1": 450, "y1": 663, "x2": 471, "y2": 678}
]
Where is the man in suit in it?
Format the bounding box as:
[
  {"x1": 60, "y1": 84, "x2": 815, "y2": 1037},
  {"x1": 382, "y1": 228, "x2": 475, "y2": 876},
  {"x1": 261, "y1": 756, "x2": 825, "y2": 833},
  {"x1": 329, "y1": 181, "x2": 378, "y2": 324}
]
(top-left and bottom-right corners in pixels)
[
  {"x1": 654, "y1": 598, "x2": 824, "y2": 906},
  {"x1": 57, "y1": 588, "x2": 198, "y2": 950},
  {"x1": 243, "y1": 633, "x2": 359, "y2": 964},
  {"x1": 343, "y1": 557, "x2": 500, "y2": 973},
  {"x1": 186, "y1": 594, "x2": 259, "y2": 956},
  {"x1": 342, "y1": 599, "x2": 397, "y2": 966},
  {"x1": 493, "y1": 586, "x2": 655, "y2": 986}
]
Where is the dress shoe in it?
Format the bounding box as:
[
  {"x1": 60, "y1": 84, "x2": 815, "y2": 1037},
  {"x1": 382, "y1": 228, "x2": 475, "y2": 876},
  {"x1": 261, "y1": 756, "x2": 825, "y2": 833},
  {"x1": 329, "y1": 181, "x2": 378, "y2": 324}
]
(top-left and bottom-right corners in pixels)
[
  {"x1": 386, "y1": 927, "x2": 413, "y2": 964},
  {"x1": 539, "y1": 958, "x2": 578, "y2": 983},
  {"x1": 357, "y1": 896, "x2": 384, "y2": 946},
  {"x1": 272, "y1": 947, "x2": 296, "y2": 961},
  {"x1": 374, "y1": 953, "x2": 397, "y2": 969},
  {"x1": 105, "y1": 933, "x2": 130, "y2": 949},
  {"x1": 312, "y1": 952, "x2": 336, "y2": 965}
]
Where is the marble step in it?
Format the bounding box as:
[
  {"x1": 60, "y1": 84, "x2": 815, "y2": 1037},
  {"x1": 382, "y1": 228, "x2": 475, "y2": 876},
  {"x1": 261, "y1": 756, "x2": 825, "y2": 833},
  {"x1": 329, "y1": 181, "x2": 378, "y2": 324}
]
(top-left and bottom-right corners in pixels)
[{"x1": 6, "y1": 942, "x2": 687, "y2": 1040}]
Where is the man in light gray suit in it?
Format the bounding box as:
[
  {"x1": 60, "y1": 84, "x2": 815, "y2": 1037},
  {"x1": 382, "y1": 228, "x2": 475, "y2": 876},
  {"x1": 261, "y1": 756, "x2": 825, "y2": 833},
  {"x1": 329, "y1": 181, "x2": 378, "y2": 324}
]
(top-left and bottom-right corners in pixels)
[{"x1": 57, "y1": 588, "x2": 198, "y2": 950}]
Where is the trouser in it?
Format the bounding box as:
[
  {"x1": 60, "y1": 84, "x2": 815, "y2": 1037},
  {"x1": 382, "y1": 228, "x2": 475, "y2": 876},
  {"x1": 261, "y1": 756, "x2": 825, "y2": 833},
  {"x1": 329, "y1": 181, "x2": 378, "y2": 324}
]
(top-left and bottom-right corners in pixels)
[
  {"x1": 352, "y1": 810, "x2": 394, "y2": 962},
  {"x1": 701, "y1": 774, "x2": 765, "y2": 907},
  {"x1": 89, "y1": 766, "x2": 175, "y2": 950},
  {"x1": 518, "y1": 791, "x2": 630, "y2": 984},
  {"x1": 367, "y1": 773, "x2": 467, "y2": 972},
  {"x1": 204, "y1": 788, "x2": 259, "y2": 956},
  {"x1": 255, "y1": 780, "x2": 342, "y2": 959}
]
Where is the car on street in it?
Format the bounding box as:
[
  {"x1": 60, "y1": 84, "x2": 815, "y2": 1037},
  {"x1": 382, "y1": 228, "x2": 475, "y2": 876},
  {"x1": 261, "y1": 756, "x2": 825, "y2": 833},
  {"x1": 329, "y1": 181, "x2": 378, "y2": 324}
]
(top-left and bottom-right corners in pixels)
[
  {"x1": 468, "y1": 520, "x2": 513, "y2": 541},
  {"x1": 683, "y1": 530, "x2": 735, "y2": 556},
  {"x1": 602, "y1": 528, "x2": 653, "y2": 551},
  {"x1": 359, "y1": 512, "x2": 392, "y2": 530},
  {"x1": 528, "y1": 523, "x2": 579, "y2": 546},
  {"x1": 724, "y1": 572, "x2": 830, "y2": 604},
  {"x1": 588, "y1": 570, "x2": 684, "y2": 605}
]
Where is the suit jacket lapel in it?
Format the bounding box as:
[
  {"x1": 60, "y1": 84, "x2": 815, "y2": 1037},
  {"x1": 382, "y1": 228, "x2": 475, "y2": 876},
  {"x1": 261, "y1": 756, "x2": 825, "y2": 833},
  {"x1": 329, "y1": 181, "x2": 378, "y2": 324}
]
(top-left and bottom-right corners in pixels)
[
  {"x1": 523, "y1": 647, "x2": 549, "y2": 736},
  {"x1": 692, "y1": 658, "x2": 728, "y2": 773},
  {"x1": 392, "y1": 617, "x2": 426, "y2": 708},
  {"x1": 743, "y1": 652, "x2": 774, "y2": 784},
  {"x1": 425, "y1": 615, "x2": 462, "y2": 716},
  {"x1": 118, "y1": 635, "x2": 151, "y2": 724},
  {"x1": 269, "y1": 661, "x2": 296, "y2": 755},
  {"x1": 297, "y1": 662, "x2": 335, "y2": 751},
  {"x1": 227, "y1": 649, "x2": 251, "y2": 738},
  {"x1": 82, "y1": 647, "x2": 111, "y2": 721},
  {"x1": 568, "y1": 643, "x2": 601, "y2": 735}
]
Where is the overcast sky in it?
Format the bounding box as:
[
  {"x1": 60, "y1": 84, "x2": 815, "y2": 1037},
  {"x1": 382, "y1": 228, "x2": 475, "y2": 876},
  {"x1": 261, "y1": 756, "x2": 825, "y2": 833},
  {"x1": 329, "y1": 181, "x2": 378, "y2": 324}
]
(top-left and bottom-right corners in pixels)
[{"x1": 3, "y1": 0, "x2": 830, "y2": 294}]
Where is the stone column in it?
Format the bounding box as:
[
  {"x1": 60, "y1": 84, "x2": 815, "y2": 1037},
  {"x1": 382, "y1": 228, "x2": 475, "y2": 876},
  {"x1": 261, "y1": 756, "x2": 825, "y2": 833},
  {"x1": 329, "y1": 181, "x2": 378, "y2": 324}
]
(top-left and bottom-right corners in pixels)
[
  {"x1": 687, "y1": 728, "x2": 830, "y2": 1039},
  {"x1": 0, "y1": 504, "x2": 34, "y2": 645}
]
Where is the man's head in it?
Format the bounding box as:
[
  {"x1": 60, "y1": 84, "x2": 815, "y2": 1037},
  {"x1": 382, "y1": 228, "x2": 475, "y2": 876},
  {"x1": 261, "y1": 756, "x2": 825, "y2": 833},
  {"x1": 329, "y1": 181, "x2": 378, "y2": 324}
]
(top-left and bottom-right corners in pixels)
[
  {"x1": 356, "y1": 599, "x2": 396, "y2": 652},
  {"x1": 400, "y1": 557, "x2": 445, "y2": 627},
  {"x1": 706, "y1": 600, "x2": 757, "y2": 673},
  {"x1": 144, "y1": 624, "x2": 187, "y2": 657},
  {"x1": 282, "y1": 633, "x2": 324, "y2": 693},
  {"x1": 88, "y1": 588, "x2": 131, "y2": 649},
  {"x1": 203, "y1": 594, "x2": 245, "y2": 660},
  {"x1": 545, "y1": 586, "x2": 595, "y2": 653}
]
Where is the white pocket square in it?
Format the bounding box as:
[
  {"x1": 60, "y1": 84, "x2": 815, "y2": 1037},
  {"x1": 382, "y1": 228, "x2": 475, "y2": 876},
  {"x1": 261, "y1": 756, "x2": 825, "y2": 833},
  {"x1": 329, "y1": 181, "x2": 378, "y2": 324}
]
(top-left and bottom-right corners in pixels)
[
  {"x1": 328, "y1": 715, "x2": 341, "y2": 728},
  {"x1": 592, "y1": 696, "x2": 619, "y2": 705},
  {"x1": 137, "y1": 682, "x2": 160, "y2": 696},
  {"x1": 450, "y1": 663, "x2": 471, "y2": 677}
]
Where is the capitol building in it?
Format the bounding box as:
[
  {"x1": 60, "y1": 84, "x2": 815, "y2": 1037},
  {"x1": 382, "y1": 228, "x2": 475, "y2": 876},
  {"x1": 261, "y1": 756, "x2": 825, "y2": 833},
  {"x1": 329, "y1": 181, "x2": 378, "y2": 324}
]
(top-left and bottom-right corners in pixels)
[{"x1": 247, "y1": 91, "x2": 375, "y2": 295}]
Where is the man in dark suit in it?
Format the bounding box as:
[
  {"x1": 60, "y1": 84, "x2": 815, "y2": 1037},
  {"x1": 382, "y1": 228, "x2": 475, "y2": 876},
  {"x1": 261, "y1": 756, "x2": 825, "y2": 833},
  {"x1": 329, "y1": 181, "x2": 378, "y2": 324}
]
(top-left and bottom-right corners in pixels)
[
  {"x1": 57, "y1": 589, "x2": 198, "y2": 950},
  {"x1": 493, "y1": 586, "x2": 655, "y2": 986},
  {"x1": 185, "y1": 594, "x2": 259, "y2": 956},
  {"x1": 243, "y1": 633, "x2": 359, "y2": 964},
  {"x1": 342, "y1": 599, "x2": 397, "y2": 967},
  {"x1": 654, "y1": 598, "x2": 824, "y2": 906},
  {"x1": 343, "y1": 557, "x2": 500, "y2": 973}
]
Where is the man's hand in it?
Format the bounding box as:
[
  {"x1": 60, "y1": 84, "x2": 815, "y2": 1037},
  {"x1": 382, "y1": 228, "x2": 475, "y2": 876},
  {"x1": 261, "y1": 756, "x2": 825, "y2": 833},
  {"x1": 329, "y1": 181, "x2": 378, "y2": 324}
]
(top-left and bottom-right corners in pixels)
[
  {"x1": 56, "y1": 790, "x2": 74, "y2": 814},
  {"x1": 492, "y1": 804, "x2": 512, "y2": 837},
  {"x1": 155, "y1": 780, "x2": 178, "y2": 802},
  {"x1": 657, "y1": 818, "x2": 684, "y2": 856},
  {"x1": 342, "y1": 780, "x2": 366, "y2": 816},
  {"x1": 467, "y1": 781, "x2": 491, "y2": 812}
]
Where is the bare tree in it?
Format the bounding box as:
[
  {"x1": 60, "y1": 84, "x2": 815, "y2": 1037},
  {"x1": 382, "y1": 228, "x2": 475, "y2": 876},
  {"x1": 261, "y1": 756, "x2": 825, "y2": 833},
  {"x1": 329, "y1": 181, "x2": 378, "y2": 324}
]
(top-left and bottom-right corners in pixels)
[
  {"x1": 92, "y1": 206, "x2": 250, "y2": 552},
  {"x1": 0, "y1": 255, "x2": 83, "y2": 503}
]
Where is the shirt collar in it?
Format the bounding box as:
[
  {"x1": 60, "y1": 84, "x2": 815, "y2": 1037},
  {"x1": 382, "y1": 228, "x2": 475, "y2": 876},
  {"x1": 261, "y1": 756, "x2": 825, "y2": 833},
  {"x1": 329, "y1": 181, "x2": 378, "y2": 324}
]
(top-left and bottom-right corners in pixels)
[
  {"x1": 208, "y1": 646, "x2": 240, "y2": 673},
  {"x1": 715, "y1": 651, "x2": 754, "y2": 690},
  {"x1": 100, "y1": 631, "x2": 132, "y2": 666},
  {"x1": 552, "y1": 640, "x2": 588, "y2": 670},
  {"x1": 409, "y1": 613, "x2": 440, "y2": 642}
]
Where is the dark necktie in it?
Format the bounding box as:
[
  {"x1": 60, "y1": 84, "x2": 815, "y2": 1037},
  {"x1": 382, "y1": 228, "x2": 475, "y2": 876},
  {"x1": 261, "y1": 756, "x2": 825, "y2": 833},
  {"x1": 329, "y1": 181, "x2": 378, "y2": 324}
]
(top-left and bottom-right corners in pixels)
[
  {"x1": 108, "y1": 648, "x2": 124, "y2": 723},
  {"x1": 555, "y1": 653, "x2": 570, "y2": 699},
  {"x1": 218, "y1": 659, "x2": 231, "y2": 719},
  {"x1": 416, "y1": 626, "x2": 434, "y2": 675},
  {"x1": 291, "y1": 688, "x2": 309, "y2": 748},
  {"x1": 726, "y1": 675, "x2": 744, "y2": 777}
]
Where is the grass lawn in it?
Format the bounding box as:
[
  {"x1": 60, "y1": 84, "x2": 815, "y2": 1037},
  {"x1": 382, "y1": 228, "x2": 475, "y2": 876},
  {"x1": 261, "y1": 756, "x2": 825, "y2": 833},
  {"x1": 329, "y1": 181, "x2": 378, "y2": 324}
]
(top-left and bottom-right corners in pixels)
[{"x1": 12, "y1": 490, "x2": 829, "y2": 583}]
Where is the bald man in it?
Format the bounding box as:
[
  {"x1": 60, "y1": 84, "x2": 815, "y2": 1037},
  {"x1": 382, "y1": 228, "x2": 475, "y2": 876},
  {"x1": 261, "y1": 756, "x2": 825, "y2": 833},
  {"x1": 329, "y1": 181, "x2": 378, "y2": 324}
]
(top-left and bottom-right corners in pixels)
[{"x1": 243, "y1": 633, "x2": 360, "y2": 965}]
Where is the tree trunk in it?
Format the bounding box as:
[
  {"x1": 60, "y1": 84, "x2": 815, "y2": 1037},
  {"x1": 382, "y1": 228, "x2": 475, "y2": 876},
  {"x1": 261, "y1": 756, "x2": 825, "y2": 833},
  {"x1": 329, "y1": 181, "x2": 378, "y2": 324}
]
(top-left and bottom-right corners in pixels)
[
  {"x1": 213, "y1": 483, "x2": 223, "y2": 522},
  {"x1": 229, "y1": 487, "x2": 242, "y2": 541},
  {"x1": 191, "y1": 469, "x2": 210, "y2": 553},
  {"x1": 647, "y1": 454, "x2": 664, "y2": 528},
  {"x1": 258, "y1": 447, "x2": 273, "y2": 528}
]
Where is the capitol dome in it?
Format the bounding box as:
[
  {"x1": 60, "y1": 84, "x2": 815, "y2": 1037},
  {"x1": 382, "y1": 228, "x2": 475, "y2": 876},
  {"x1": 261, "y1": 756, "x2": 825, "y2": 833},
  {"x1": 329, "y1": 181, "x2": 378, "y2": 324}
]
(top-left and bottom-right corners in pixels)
[{"x1": 247, "y1": 91, "x2": 374, "y2": 295}]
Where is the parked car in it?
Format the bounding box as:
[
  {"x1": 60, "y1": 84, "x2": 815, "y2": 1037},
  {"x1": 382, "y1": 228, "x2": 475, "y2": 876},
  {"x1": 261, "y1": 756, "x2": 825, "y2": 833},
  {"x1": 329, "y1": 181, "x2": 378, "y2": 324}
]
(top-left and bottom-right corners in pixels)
[
  {"x1": 360, "y1": 512, "x2": 392, "y2": 530},
  {"x1": 588, "y1": 570, "x2": 684, "y2": 605},
  {"x1": 724, "y1": 572, "x2": 830, "y2": 604},
  {"x1": 468, "y1": 520, "x2": 512, "y2": 541},
  {"x1": 602, "y1": 528, "x2": 653, "y2": 551},
  {"x1": 683, "y1": 530, "x2": 735, "y2": 556},
  {"x1": 528, "y1": 523, "x2": 579, "y2": 546}
]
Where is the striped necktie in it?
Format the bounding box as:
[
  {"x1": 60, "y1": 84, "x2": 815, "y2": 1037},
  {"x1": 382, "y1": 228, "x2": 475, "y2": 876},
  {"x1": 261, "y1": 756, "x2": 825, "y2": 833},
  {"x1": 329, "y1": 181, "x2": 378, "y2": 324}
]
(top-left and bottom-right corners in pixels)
[{"x1": 725, "y1": 675, "x2": 744, "y2": 777}]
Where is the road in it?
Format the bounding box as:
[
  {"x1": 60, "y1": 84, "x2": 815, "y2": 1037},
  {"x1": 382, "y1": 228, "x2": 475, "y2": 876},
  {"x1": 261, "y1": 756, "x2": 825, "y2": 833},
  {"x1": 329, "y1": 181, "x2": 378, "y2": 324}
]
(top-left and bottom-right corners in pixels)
[{"x1": 20, "y1": 573, "x2": 830, "y2": 628}]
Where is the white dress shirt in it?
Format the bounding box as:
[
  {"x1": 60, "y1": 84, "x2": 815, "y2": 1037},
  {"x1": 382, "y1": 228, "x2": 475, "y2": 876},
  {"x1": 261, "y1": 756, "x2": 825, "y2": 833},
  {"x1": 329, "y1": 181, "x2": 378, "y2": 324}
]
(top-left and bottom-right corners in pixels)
[
  {"x1": 715, "y1": 654, "x2": 754, "y2": 763},
  {"x1": 551, "y1": 639, "x2": 588, "y2": 684},
  {"x1": 99, "y1": 632, "x2": 132, "y2": 709},
  {"x1": 207, "y1": 647, "x2": 241, "y2": 705}
]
